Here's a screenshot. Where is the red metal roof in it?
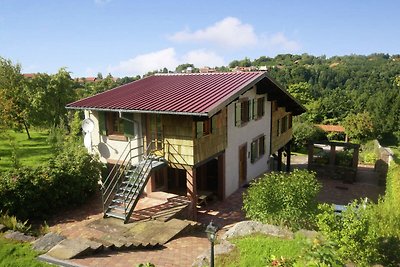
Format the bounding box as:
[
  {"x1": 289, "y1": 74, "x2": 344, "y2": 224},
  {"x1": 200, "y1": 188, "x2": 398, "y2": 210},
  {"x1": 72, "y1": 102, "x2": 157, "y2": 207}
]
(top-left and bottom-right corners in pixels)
[{"x1": 67, "y1": 72, "x2": 266, "y2": 116}]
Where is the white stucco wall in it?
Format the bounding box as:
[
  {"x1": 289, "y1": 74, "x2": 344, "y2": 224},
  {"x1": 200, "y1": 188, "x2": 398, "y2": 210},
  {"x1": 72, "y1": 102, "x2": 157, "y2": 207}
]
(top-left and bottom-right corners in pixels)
[
  {"x1": 225, "y1": 87, "x2": 272, "y2": 197},
  {"x1": 84, "y1": 110, "x2": 143, "y2": 165}
]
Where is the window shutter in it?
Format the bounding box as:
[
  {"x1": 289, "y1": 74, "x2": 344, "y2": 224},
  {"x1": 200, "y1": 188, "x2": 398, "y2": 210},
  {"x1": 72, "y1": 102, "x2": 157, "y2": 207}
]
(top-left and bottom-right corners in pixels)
[
  {"x1": 196, "y1": 121, "x2": 203, "y2": 138},
  {"x1": 260, "y1": 135, "x2": 265, "y2": 156},
  {"x1": 212, "y1": 116, "x2": 217, "y2": 134},
  {"x1": 258, "y1": 97, "x2": 264, "y2": 117},
  {"x1": 98, "y1": 111, "x2": 107, "y2": 136},
  {"x1": 123, "y1": 115, "x2": 135, "y2": 138},
  {"x1": 235, "y1": 102, "x2": 241, "y2": 126},
  {"x1": 252, "y1": 99, "x2": 257, "y2": 119},
  {"x1": 251, "y1": 141, "x2": 256, "y2": 163}
]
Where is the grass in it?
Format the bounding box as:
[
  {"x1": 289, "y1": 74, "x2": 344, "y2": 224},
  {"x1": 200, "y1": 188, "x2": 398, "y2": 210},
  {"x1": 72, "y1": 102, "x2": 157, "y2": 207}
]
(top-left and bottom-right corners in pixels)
[
  {"x1": 0, "y1": 129, "x2": 52, "y2": 171},
  {"x1": 216, "y1": 234, "x2": 308, "y2": 267},
  {"x1": 0, "y1": 235, "x2": 52, "y2": 267}
]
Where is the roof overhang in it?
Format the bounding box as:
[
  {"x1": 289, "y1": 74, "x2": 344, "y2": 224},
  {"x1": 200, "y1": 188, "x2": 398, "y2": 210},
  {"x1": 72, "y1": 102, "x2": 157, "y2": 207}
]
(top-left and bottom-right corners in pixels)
[{"x1": 66, "y1": 106, "x2": 209, "y2": 117}]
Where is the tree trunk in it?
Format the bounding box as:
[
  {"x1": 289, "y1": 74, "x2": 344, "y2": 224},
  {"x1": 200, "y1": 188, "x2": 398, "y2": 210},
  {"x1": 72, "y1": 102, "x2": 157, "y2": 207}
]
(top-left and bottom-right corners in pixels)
[{"x1": 22, "y1": 120, "x2": 31, "y2": 139}]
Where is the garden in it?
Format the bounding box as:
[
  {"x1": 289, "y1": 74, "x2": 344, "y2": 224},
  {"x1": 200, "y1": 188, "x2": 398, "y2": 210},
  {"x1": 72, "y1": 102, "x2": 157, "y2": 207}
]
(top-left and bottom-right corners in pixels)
[{"x1": 215, "y1": 166, "x2": 400, "y2": 266}]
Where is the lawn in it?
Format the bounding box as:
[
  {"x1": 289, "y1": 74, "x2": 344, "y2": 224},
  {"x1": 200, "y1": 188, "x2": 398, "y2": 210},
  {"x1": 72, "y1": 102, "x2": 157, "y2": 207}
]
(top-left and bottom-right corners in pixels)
[
  {"x1": 0, "y1": 235, "x2": 52, "y2": 267},
  {"x1": 0, "y1": 130, "x2": 52, "y2": 171},
  {"x1": 216, "y1": 234, "x2": 308, "y2": 267}
]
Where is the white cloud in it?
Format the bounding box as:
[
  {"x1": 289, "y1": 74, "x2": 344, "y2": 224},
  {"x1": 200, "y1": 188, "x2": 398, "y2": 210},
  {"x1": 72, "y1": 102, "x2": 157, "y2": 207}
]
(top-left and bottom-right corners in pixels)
[
  {"x1": 264, "y1": 32, "x2": 301, "y2": 52},
  {"x1": 107, "y1": 48, "x2": 226, "y2": 76},
  {"x1": 183, "y1": 49, "x2": 225, "y2": 68},
  {"x1": 169, "y1": 17, "x2": 258, "y2": 49},
  {"x1": 169, "y1": 16, "x2": 301, "y2": 54}
]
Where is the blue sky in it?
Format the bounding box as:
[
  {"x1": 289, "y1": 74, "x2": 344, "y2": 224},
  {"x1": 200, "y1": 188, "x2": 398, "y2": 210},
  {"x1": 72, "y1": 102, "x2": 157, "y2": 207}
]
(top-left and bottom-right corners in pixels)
[{"x1": 0, "y1": 0, "x2": 399, "y2": 77}]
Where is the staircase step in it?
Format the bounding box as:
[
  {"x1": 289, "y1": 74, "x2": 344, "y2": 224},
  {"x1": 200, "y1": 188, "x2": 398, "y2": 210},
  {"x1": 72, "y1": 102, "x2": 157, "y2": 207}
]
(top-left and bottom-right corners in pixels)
[{"x1": 105, "y1": 211, "x2": 126, "y2": 220}]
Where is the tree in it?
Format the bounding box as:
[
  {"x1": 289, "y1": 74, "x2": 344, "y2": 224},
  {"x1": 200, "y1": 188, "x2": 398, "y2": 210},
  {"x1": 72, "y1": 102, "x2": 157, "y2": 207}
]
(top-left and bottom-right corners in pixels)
[
  {"x1": 0, "y1": 57, "x2": 31, "y2": 139},
  {"x1": 342, "y1": 112, "x2": 374, "y2": 142},
  {"x1": 287, "y1": 82, "x2": 313, "y2": 105},
  {"x1": 46, "y1": 68, "x2": 76, "y2": 127}
]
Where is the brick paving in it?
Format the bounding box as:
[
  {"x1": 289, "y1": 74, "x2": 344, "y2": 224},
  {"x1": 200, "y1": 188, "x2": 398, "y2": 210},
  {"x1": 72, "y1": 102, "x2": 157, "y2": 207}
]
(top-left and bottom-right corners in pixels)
[{"x1": 47, "y1": 161, "x2": 384, "y2": 267}]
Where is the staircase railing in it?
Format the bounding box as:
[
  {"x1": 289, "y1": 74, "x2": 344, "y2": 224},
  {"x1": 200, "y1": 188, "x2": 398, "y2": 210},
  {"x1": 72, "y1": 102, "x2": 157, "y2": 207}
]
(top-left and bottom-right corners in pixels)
[{"x1": 101, "y1": 137, "x2": 144, "y2": 215}]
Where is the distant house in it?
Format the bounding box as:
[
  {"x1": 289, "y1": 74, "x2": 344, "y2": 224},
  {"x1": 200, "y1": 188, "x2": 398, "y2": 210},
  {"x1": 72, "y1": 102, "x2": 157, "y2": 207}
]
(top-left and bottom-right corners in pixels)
[{"x1": 67, "y1": 72, "x2": 305, "y2": 222}]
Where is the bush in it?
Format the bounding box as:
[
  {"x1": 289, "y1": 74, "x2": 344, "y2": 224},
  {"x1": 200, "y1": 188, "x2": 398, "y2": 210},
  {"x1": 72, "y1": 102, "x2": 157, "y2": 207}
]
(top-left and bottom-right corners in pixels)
[
  {"x1": 0, "y1": 140, "x2": 103, "y2": 220},
  {"x1": 243, "y1": 170, "x2": 321, "y2": 230},
  {"x1": 293, "y1": 122, "x2": 327, "y2": 150},
  {"x1": 317, "y1": 201, "x2": 400, "y2": 266}
]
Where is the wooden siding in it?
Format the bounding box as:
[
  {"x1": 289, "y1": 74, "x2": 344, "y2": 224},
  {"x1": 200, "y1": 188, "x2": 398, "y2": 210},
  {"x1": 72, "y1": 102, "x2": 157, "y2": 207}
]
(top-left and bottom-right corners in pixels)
[
  {"x1": 194, "y1": 107, "x2": 227, "y2": 164},
  {"x1": 271, "y1": 102, "x2": 293, "y2": 153},
  {"x1": 162, "y1": 115, "x2": 195, "y2": 168}
]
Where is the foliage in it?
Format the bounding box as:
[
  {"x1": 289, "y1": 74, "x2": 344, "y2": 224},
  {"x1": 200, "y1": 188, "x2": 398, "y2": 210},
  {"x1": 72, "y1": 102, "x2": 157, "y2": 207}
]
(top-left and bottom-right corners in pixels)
[
  {"x1": 342, "y1": 112, "x2": 374, "y2": 142},
  {"x1": 287, "y1": 82, "x2": 313, "y2": 105},
  {"x1": 292, "y1": 121, "x2": 327, "y2": 150},
  {"x1": 0, "y1": 57, "x2": 31, "y2": 139},
  {"x1": 0, "y1": 211, "x2": 31, "y2": 233},
  {"x1": 334, "y1": 150, "x2": 353, "y2": 167},
  {"x1": 137, "y1": 263, "x2": 155, "y2": 267},
  {"x1": 0, "y1": 139, "x2": 103, "y2": 220},
  {"x1": 359, "y1": 140, "x2": 378, "y2": 164},
  {"x1": 296, "y1": 237, "x2": 343, "y2": 267},
  {"x1": 316, "y1": 201, "x2": 400, "y2": 266},
  {"x1": 0, "y1": 236, "x2": 52, "y2": 267},
  {"x1": 216, "y1": 234, "x2": 307, "y2": 267},
  {"x1": 243, "y1": 170, "x2": 321, "y2": 230}
]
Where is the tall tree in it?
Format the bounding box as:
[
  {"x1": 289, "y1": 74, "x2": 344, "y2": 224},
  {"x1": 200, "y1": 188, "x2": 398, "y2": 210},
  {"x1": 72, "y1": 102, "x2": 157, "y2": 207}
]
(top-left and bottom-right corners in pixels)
[{"x1": 0, "y1": 57, "x2": 31, "y2": 139}]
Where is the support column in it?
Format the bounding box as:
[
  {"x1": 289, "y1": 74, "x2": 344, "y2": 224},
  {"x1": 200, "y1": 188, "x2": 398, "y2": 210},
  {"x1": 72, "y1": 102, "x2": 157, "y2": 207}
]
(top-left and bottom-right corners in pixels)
[
  {"x1": 218, "y1": 154, "x2": 225, "y2": 200},
  {"x1": 285, "y1": 142, "x2": 291, "y2": 173},
  {"x1": 329, "y1": 145, "x2": 336, "y2": 167},
  {"x1": 186, "y1": 168, "x2": 197, "y2": 221},
  {"x1": 145, "y1": 173, "x2": 156, "y2": 195},
  {"x1": 277, "y1": 148, "x2": 283, "y2": 172}
]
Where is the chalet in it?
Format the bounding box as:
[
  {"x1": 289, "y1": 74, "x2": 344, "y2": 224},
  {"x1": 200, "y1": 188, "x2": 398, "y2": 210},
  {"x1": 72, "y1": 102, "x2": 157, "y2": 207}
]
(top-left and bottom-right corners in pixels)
[{"x1": 66, "y1": 72, "x2": 305, "y2": 223}]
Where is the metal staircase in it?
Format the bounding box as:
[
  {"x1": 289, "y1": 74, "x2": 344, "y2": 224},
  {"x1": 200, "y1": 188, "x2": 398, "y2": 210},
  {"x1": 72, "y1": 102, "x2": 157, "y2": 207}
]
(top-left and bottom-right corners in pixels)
[{"x1": 101, "y1": 139, "x2": 166, "y2": 223}]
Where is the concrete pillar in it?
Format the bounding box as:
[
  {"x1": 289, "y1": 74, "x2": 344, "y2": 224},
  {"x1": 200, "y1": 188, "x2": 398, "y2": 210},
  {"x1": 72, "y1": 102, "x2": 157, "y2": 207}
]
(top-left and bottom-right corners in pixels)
[
  {"x1": 144, "y1": 173, "x2": 156, "y2": 195},
  {"x1": 186, "y1": 168, "x2": 197, "y2": 221}
]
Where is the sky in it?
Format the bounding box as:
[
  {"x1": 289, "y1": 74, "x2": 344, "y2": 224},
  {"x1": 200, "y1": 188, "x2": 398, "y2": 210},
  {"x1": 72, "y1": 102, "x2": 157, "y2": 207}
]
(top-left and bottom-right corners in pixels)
[{"x1": 0, "y1": 0, "x2": 399, "y2": 78}]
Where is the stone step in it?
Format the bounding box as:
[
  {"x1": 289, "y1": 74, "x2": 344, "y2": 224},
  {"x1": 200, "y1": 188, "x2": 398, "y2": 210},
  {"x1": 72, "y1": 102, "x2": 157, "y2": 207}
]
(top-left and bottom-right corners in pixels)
[{"x1": 46, "y1": 238, "x2": 103, "y2": 260}]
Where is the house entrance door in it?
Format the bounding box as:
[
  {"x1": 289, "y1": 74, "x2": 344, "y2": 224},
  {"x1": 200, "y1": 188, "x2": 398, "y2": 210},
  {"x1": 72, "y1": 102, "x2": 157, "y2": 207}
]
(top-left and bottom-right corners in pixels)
[
  {"x1": 147, "y1": 114, "x2": 163, "y2": 155},
  {"x1": 239, "y1": 144, "x2": 247, "y2": 185}
]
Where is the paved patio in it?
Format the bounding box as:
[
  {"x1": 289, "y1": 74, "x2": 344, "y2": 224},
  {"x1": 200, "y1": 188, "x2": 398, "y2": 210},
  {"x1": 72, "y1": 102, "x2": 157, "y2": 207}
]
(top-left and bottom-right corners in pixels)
[{"x1": 47, "y1": 160, "x2": 384, "y2": 267}]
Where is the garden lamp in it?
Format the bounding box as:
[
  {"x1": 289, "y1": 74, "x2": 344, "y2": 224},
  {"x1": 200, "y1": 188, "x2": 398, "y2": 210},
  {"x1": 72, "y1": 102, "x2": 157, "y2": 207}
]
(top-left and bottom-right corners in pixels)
[{"x1": 205, "y1": 221, "x2": 218, "y2": 267}]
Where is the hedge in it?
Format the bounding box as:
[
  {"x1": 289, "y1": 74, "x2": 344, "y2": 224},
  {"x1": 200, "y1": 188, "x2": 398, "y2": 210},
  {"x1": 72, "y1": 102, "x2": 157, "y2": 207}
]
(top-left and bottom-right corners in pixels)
[{"x1": 0, "y1": 141, "x2": 103, "y2": 220}]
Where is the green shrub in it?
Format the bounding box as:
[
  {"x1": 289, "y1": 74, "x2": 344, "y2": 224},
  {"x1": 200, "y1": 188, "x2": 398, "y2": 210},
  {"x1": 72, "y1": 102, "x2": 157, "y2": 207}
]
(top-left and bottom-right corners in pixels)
[
  {"x1": 293, "y1": 122, "x2": 327, "y2": 150},
  {"x1": 243, "y1": 170, "x2": 321, "y2": 230},
  {"x1": 0, "y1": 211, "x2": 31, "y2": 233},
  {"x1": 0, "y1": 140, "x2": 103, "y2": 220},
  {"x1": 317, "y1": 201, "x2": 400, "y2": 266}
]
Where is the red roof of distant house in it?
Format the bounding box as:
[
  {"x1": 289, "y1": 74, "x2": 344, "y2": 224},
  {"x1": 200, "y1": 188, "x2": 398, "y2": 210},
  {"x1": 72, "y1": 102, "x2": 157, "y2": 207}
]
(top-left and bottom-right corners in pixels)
[
  {"x1": 67, "y1": 72, "x2": 305, "y2": 117},
  {"x1": 316, "y1": 124, "x2": 345, "y2": 132},
  {"x1": 23, "y1": 73, "x2": 37, "y2": 78}
]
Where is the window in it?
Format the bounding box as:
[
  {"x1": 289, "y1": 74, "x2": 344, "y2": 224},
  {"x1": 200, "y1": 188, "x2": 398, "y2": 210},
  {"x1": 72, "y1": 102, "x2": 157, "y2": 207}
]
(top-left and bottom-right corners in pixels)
[
  {"x1": 109, "y1": 112, "x2": 124, "y2": 135},
  {"x1": 281, "y1": 115, "x2": 288, "y2": 133},
  {"x1": 252, "y1": 97, "x2": 265, "y2": 120},
  {"x1": 251, "y1": 135, "x2": 265, "y2": 163},
  {"x1": 196, "y1": 117, "x2": 215, "y2": 138},
  {"x1": 235, "y1": 99, "x2": 250, "y2": 127},
  {"x1": 98, "y1": 111, "x2": 135, "y2": 139}
]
